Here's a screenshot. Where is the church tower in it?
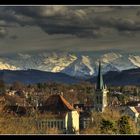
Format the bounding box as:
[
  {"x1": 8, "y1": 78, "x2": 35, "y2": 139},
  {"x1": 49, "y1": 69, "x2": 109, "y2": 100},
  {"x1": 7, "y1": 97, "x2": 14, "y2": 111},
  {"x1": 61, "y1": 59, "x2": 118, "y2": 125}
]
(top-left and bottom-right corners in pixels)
[{"x1": 94, "y1": 61, "x2": 108, "y2": 112}]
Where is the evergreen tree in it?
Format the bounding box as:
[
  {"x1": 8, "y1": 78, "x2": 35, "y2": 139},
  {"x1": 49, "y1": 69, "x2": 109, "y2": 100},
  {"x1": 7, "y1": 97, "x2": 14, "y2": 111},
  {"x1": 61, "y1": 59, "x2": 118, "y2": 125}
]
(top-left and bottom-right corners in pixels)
[{"x1": 118, "y1": 115, "x2": 132, "y2": 134}]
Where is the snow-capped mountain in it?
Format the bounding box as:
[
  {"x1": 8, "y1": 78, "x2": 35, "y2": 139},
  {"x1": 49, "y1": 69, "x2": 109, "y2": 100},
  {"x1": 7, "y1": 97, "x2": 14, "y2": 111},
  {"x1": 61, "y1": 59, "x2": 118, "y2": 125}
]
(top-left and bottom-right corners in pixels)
[
  {"x1": 62, "y1": 55, "x2": 95, "y2": 78},
  {"x1": 0, "y1": 50, "x2": 140, "y2": 78},
  {"x1": 128, "y1": 55, "x2": 140, "y2": 67},
  {"x1": 0, "y1": 59, "x2": 19, "y2": 70}
]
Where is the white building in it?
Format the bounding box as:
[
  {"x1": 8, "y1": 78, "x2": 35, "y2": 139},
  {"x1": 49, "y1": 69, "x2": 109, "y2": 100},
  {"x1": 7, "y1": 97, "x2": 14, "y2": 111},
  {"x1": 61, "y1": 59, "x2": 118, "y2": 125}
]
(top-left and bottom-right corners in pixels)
[{"x1": 38, "y1": 94, "x2": 79, "y2": 134}]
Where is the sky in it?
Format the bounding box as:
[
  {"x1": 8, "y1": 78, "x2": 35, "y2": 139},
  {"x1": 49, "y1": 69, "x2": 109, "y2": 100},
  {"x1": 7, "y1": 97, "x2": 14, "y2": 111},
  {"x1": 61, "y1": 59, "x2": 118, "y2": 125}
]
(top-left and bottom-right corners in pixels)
[{"x1": 0, "y1": 5, "x2": 140, "y2": 54}]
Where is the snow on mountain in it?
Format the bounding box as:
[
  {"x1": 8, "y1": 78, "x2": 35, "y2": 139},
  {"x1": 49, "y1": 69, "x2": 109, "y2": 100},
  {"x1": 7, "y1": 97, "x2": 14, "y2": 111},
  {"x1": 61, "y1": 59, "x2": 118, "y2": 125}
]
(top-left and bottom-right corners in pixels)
[
  {"x1": 94, "y1": 52, "x2": 123, "y2": 74},
  {"x1": 81, "y1": 56, "x2": 94, "y2": 75},
  {"x1": 0, "y1": 52, "x2": 78, "y2": 73},
  {"x1": 100, "y1": 52, "x2": 122, "y2": 63},
  {"x1": 42, "y1": 53, "x2": 77, "y2": 72},
  {"x1": 0, "y1": 59, "x2": 19, "y2": 70},
  {"x1": 62, "y1": 55, "x2": 94, "y2": 78},
  {"x1": 110, "y1": 55, "x2": 138, "y2": 71},
  {"x1": 18, "y1": 53, "x2": 31, "y2": 59},
  {"x1": 128, "y1": 55, "x2": 140, "y2": 67},
  {"x1": 97, "y1": 52, "x2": 137, "y2": 72},
  {"x1": 0, "y1": 51, "x2": 140, "y2": 78},
  {"x1": 101, "y1": 63, "x2": 120, "y2": 74}
]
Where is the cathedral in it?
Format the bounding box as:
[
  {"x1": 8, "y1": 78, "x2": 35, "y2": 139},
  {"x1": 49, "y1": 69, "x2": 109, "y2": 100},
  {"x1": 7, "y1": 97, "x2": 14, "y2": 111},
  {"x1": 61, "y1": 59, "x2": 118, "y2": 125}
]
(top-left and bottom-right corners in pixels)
[{"x1": 94, "y1": 61, "x2": 108, "y2": 112}]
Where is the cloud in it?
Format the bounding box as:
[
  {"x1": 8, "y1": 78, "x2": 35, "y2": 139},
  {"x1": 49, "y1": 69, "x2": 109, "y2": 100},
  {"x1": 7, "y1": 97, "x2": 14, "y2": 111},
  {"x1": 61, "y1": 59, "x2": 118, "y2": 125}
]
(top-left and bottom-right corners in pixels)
[
  {"x1": 0, "y1": 6, "x2": 139, "y2": 39},
  {"x1": 11, "y1": 6, "x2": 101, "y2": 38},
  {"x1": 18, "y1": 53, "x2": 31, "y2": 59},
  {"x1": 119, "y1": 30, "x2": 136, "y2": 37},
  {"x1": 136, "y1": 10, "x2": 140, "y2": 16},
  {"x1": 10, "y1": 35, "x2": 18, "y2": 39},
  {"x1": 0, "y1": 7, "x2": 35, "y2": 27},
  {"x1": 94, "y1": 16, "x2": 140, "y2": 34},
  {"x1": 10, "y1": 6, "x2": 68, "y2": 17},
  {"x1": 0, "y1": 27, "x2": 8, "y2": 38}
]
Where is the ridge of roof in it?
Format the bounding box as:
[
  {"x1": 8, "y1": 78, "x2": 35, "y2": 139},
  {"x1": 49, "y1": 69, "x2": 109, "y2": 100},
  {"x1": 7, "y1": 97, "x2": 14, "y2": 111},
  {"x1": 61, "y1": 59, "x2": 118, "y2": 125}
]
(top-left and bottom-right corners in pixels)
[
  {"x1": 135, "y1": 106, "x2": 140, "y2": 113},
  {"x1": 44, "y1": 94, "x2": 74, "y2": 112},
  {"x1": 59, "y1": 95, "x2": 73, "y2": 111},
  {"x1": 129, "y1": 106, "x2": 139, "y2": 114}
]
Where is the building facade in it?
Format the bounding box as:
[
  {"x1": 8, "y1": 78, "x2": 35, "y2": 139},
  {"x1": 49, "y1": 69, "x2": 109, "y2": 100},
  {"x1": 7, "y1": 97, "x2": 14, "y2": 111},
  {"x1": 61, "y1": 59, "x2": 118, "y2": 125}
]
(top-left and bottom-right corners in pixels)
[
  {"x1": 36, "y1": 110, "x2": 79, "y2": 134},
  {"x1": 38, "y1": 94, "x2": 79, "y2": 134}
]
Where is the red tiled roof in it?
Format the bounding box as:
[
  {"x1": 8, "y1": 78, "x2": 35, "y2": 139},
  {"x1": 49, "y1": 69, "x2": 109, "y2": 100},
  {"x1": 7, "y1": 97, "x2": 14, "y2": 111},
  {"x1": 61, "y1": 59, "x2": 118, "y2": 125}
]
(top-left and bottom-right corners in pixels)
[
  {"x1": 43, "y1": 94, "x2": 73, "y2": 112},
  {"x1": 135, "y1": 106, "x2": 140, "y2": 113}
]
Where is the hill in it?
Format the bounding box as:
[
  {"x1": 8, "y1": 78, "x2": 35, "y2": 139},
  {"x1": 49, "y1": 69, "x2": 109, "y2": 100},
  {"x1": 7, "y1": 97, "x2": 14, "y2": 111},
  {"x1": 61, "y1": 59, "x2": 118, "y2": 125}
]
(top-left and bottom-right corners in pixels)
[{"x1": 0, "y1": 69, "x2": 81, "y2": 84}]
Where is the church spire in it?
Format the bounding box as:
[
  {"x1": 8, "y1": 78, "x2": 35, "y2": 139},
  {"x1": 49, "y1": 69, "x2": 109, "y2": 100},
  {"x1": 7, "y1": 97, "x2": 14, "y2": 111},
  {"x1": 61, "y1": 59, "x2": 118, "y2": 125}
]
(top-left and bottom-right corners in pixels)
[{"x1": 96, "y1": 61, "x2": 104, "y2": 90}]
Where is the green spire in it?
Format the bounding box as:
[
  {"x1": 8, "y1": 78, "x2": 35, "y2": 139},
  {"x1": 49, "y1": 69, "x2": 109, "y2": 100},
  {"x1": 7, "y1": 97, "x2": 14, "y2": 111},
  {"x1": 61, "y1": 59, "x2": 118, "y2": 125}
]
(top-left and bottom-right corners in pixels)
[{"x1": 96, "y1": 61, "x2": 104, "y2": 90}]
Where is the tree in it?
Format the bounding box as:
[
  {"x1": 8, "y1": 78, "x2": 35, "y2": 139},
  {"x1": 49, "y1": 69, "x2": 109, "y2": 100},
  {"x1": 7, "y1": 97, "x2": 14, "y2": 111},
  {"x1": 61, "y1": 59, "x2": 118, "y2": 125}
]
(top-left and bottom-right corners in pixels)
[
  {"x1": 116, "y1": 94, "x2": 129, "y2": 105},
  {"x1": 12, "y1": 81, "x2": 25, "y2": 91},
  {"x1": 100, "y1": 119, "x2": 116, "y2": 134},
  {"x1": 0, "y1": 80, "x2": 5, "y2": 94},
  {"x1": 120, "y1": 86, "x2": 125, "y2": 93},
  {"x1": 118, "y1": 115, "x2": 132, "y2": 134}
]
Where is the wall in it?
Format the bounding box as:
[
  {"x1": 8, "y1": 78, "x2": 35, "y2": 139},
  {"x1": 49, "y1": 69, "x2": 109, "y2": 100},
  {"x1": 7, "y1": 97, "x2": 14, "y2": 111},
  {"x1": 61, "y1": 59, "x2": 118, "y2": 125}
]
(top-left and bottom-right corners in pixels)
[{"x1": 65, "y1": 111, "x2": 79, "y2": 134}]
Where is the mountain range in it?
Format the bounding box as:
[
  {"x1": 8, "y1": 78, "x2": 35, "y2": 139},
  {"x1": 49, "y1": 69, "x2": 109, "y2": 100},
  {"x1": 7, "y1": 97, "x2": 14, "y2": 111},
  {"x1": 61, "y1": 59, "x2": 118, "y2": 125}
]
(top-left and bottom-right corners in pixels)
[
  {"x1": 1, "y1": 68, "x2": 140, "y2": 86},
  {"x1": 89, "y1": 68, "x2": 140, "y2": 86},
  {"x1": 0, "y1": 50, "x2": 140, "y2": 79}
]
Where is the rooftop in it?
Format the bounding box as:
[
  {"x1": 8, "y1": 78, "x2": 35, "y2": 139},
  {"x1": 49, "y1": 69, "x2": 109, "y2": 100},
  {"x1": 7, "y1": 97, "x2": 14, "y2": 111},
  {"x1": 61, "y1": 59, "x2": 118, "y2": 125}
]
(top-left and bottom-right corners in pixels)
[
  {"x1": 42, "y1": 94, "x2": 74, "y2": 113},
  {"x1": 129, "y1": 106, "x2": 139, "y2": 114},
  {"x1": 135, "y1": 106, "x2": 140, "y2": 113}
]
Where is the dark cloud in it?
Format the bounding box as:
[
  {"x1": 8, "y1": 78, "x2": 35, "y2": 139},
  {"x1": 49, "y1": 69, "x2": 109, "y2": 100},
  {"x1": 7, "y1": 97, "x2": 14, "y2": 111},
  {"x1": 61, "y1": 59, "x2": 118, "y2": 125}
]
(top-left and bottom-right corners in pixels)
[
  {"x1": 0, "y1": 6, "x2": 140, "y2": 39},
  {"x1": 94, "y1": 16, "x2": 140, "y2": 33},
  {"x1": 38, "y1": 22, "x2": 100, "y2": 38},
  {"x1": 5, "y1": 6, "x2": 102, "y2": 38},
  {"x1": 0, "y1": 7, "x2": 35, "y2": 27},
  {"x1": 7, "y1": 6, "x2": 68, "y2": 18}
]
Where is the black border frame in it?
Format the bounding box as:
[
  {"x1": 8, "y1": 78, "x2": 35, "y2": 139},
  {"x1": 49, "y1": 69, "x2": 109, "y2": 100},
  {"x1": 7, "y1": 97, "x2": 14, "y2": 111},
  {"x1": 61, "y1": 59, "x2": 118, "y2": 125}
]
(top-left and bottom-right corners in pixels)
[{"x1": 0, "y1": 0, "x2": 140, "y2": 139}]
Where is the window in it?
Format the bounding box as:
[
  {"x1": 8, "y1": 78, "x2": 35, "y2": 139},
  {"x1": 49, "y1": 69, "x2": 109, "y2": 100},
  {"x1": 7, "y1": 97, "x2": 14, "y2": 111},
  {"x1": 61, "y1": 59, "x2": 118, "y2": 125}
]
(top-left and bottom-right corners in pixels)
[
  {"x1": 41, "y1": 121, "x2": 44, "y2": 128},
  {"x1": 51, "y1": 121, "x2": 53, "y2": 128},
  {"x1": 61, "y1": 121, "x2": 63, "y2": 129},
  {"x1": 48, "y1": 121, "x2": 50, "y2": 128},
  {"x1": 100, "y1": 96, "x2": 102, "y2": 104},
  {"x1": 57, "y1": 121, "x2": 60, "y2": 129},
  {"x1": 96, "y1": 96, "x2": 98, "y2": 103},
  {"x1": 54, "y1": 121, "x2": 56, "y2": 128}
]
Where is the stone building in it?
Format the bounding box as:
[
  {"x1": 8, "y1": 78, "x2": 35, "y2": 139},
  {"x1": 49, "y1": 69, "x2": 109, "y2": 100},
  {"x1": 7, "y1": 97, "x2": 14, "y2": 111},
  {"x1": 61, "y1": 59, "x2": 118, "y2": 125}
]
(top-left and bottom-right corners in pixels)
[{"x1": 94, "y1": 61, "x2": 108, "y2": 112}]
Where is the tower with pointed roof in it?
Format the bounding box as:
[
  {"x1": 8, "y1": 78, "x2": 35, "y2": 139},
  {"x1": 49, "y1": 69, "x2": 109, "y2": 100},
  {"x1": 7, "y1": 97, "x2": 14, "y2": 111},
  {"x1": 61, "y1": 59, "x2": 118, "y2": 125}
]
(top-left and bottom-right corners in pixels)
[{"x1": 94, "y1": 61, "x2": 108, "y2": 112}]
